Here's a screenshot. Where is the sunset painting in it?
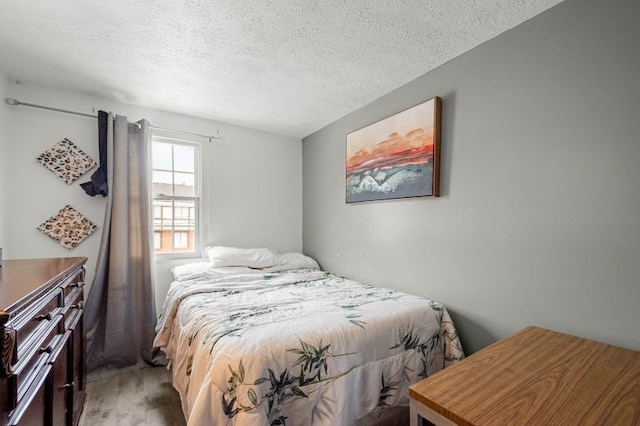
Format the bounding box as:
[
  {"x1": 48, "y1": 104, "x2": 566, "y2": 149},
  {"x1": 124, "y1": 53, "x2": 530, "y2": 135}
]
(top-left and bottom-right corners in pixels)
[{"x1": 346, "y1": 97, "x2": 441, "y2": 203}]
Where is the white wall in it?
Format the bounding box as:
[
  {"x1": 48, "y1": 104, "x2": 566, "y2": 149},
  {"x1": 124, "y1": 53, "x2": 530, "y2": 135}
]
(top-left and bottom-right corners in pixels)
[
  {"x1": 303, "y1": 0, "x2": 640, "y2": 354},
  {"x1": 4, "y1": 81, "x2": 106, "y2": 287},
  {"x1": 4, "y1": 81, "x2": 302, "y2": 310},
  {"x1": 0, "y1": 74, "x2": 9, "y2": 251}
]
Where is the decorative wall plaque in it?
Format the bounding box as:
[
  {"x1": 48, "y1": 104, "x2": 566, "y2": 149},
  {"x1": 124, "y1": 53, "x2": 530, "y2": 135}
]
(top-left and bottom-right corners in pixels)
[
  {"x1": 36, "y1": 138, "x2": 96, "y2": 184},
  {"x1": 37, "y1": 205, "x2": 98, "y2": 250}
]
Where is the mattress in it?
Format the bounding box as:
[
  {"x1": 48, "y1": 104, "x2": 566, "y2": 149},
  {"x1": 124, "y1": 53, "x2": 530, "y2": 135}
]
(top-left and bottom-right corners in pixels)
[{"x1": 153, "y1": 263, "x2": 464, "y2": 425}]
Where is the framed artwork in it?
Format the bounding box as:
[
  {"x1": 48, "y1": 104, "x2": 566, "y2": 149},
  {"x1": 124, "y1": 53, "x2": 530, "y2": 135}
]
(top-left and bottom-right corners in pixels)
[{"x1": 346, "y1": 97, "x2": 441, "y2": 203}]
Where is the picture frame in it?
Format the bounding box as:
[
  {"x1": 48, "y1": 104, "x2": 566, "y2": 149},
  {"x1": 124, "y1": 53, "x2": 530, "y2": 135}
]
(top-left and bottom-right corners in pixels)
[{"x1": 346, "y1": 96, "x2": 441, "y2": 203}]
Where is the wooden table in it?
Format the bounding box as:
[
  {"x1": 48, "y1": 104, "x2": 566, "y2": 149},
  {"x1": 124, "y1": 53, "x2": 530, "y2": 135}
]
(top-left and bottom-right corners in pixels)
[{"x1": 409, "y1": 326, "x2": 640, "y2": 425}]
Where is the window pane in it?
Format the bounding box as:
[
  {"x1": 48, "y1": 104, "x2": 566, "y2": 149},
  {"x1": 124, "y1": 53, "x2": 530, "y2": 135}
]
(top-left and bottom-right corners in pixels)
[
  {"x1": 163, "y1": 205, "x2": 173, "y2": 218},
  {"x1": 152, "y1": 197, "x2": 197, "y2": 254},
  {"x1": 153, "y1": 142, "x2": 173, "y2": 170},
  {"x1": 153, "y1": 200, "x2": 170, "y2": 231},
  {"x1": 173, "y1": 200, "x2": 195, "y2": 231},
  {"x1": 173, "y1": 145, "x2": 195, "y2": 172},
  {"x1": 173, "y1": 172, "x2": 195, "y2": 196},
  {"x1": 174, "y1": 232, "x2": 189, "y2": 249},
  {"x1": 153, "y1": 171, "x2": 173, "y2": 196}
]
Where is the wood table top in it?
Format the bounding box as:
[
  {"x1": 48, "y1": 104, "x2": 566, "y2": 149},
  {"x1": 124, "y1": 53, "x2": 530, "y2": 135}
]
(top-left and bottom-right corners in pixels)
[{"x1": 409, "y1": 326, "x2": 640, "y2": 425}]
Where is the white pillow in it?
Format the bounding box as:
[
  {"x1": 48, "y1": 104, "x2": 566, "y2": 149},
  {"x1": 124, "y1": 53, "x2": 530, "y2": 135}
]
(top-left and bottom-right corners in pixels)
[
  {"x1": 171, "y1": 262, "x2": 214, "y2": 281},
  {"x1": 206, "y1": 246, "x2": 279, "y2": 268},
  {"x1": 265, "y1": 252, "x2": 320, "y2": 272},
  {"x1": 172, "y1": 262, "x2": 261, "y2": 281}
]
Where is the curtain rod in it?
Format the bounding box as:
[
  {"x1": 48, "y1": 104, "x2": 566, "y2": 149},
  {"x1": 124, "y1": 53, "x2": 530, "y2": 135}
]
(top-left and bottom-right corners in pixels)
[{"x1": 4, "y1": 97, "x2": 223, "y2": 143}]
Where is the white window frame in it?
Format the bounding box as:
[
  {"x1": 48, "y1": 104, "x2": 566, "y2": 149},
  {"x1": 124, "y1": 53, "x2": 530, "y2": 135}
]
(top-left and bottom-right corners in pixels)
[{"x1": 151, "y1": 133, "x2": 204, "y2": 259}]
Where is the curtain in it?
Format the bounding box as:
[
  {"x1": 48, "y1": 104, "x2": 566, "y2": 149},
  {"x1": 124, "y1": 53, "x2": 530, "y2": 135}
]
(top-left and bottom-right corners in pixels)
[
  {"x1": 84, "y1": 114, "x2": 160, "y2": 380},
  {"x1": 79, "y1": 111, "x2": 108, "y2": 197}
]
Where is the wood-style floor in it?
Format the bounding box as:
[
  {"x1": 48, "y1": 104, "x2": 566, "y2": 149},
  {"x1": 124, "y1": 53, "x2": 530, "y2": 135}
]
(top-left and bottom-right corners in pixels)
[{"x1": 79, "y1": 366, "x2": 186, "y2": 426}]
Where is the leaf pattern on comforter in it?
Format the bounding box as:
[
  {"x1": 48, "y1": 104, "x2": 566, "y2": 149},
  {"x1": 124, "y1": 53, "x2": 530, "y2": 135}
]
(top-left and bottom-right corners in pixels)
[
  {"x1": 153, "y1": 268, "x2": 464, "y2": 426},
  {"x1": 224, "y1": 340, "x2": 356, "y2": 425}
]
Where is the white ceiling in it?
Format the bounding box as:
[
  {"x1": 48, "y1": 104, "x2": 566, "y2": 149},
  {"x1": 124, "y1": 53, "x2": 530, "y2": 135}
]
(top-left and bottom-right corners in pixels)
[{"x1": 0, "y1": 0, "x2": 563, "y2": 138}]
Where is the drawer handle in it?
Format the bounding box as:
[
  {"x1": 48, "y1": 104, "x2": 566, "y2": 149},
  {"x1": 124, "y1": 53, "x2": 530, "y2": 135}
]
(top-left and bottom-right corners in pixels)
[
  {"x1": 60, "y1": 381, "x2": 75, "y2": 389},
  {"x1": 70, "y1": 281, "x2": 86, "y2": 288},
  {"x1": 39, "y1": 346, "x2": 52, "y2": 354},
  {"x1": 71, "y1": 301, "x2": 84, "y2": 310},
  {"x1": 35, "y1": 313, "x2": 52, "y2": 321}
]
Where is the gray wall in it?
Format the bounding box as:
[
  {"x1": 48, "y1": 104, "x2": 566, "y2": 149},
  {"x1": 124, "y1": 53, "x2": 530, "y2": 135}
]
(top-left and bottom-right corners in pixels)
[{"x1": 302, "y1": 0, "x2": 640, "y2": 354}]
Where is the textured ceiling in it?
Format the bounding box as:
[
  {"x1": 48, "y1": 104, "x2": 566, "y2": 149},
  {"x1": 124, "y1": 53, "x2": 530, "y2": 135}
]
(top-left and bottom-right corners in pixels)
[{"x1": 0, "y1": 0, "x2": 563, "y2": 138}]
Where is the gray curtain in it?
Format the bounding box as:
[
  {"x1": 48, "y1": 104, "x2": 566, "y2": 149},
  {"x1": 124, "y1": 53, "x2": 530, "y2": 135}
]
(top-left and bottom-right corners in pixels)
[{"x1": 85, "y1": 114, "x2": 160, "y2": 380}]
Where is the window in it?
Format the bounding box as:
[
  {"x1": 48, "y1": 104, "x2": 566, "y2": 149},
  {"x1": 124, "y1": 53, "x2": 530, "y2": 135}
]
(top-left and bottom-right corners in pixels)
[
  {"x1": 173, "y1": 231, "x2": 189, "y2": 249},
  {"x1": 152, "y1": 136, "x2": 201, "y2": 256}
]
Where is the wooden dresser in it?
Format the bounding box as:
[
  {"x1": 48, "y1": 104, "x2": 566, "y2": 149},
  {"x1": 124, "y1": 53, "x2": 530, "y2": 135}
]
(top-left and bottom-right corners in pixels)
[{"x1": 0, "y1": 257, "x2": 87, "y2": 426}]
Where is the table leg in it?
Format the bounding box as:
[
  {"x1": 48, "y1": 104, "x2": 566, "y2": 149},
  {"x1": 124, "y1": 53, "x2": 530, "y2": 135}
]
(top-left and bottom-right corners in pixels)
[{"x1": 410, "y1": 398, "x2": 458, "y2": 426}]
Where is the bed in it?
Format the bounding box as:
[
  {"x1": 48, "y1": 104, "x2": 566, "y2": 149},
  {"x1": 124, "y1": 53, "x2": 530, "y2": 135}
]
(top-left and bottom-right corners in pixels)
[{"x1": 153, "y1": 247, "x2": 464, "y2": 426}]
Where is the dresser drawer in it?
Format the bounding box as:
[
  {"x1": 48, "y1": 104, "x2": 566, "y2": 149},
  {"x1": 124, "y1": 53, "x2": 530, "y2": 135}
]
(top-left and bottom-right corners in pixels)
[
  {"x1": 10, "y1": 314, "x2": 62, "y2": 407},
  {"x1": 62, "y1": 288, "x2": 83, "y2": 327},
  {"x1": 7, "y1": 288, "x2": 62, "y2": 363},
  {"x1": 60, "y1": 268, "x2": 85, "y2": 304}
]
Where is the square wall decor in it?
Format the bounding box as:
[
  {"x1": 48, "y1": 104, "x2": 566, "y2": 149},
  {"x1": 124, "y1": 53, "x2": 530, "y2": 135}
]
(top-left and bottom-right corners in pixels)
[
  {"x1": 37, "y1": 205, "x2": 98, "y2": 250},
  {"x1": 36, "y1": 138, "x2": 96, "y2": 184},
  {"x1": 346, "y1": 97, "x2": 441, "y2": 203}
]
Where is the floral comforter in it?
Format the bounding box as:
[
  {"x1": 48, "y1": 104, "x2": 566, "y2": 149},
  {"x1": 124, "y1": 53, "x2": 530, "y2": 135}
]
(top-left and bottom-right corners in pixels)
[{"x1": 153, "y1": 266, "x2": 464, "y2": 426}]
